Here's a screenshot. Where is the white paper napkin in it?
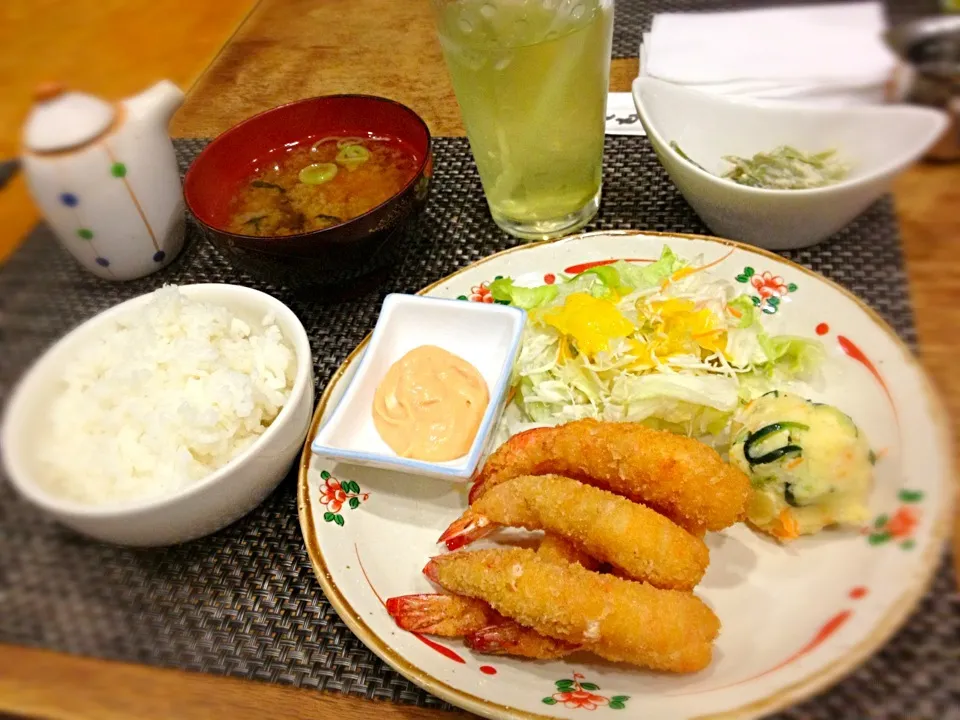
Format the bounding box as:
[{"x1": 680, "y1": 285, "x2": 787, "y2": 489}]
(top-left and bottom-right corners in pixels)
[
  {"x1": 639, "y1": 2, "x2": 899, "y2": 107},
  {"x1": 605, "y1": 92, "x2": 646, "y2": 135}
]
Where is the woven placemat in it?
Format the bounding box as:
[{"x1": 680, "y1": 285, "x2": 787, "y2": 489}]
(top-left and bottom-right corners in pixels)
[
  {"x1": 611, "y1": 0, "x2": 942, "y2": 58},
  {"x1": 0, "y1": 136, "x2": 956, "y2": 719}
]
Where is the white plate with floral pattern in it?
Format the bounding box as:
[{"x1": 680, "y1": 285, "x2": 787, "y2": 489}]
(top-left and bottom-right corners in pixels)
[{"x1": 298, "y1": 231, "x2": 953, "y2": 720}]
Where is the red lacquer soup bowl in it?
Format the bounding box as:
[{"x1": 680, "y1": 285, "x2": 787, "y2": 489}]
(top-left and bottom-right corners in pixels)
[{"x1": 184, "y1": 95, "x2": 432, "y2": 289}]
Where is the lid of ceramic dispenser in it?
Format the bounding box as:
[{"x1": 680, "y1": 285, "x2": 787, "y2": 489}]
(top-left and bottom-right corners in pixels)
[{"x1": 23, "y1": 82, "x2": 116, "y2": 153}]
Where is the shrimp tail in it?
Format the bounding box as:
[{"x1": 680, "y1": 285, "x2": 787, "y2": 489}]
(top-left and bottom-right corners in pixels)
[
  {"x1": 438, "y1": 510, "x2": 495, "y2": 551},
  {"x1": 466, "y1": 622, "x2": 579, "y2": 660},
  {"x1": 385, "y1": 593, "x2": 500, "y2": 636},
  {"x1": 403, "y1": 540, "x2": 604, "y2": 661},
  {"x1": 423, "y1": 557, "x2": 442, "y2": 584}
]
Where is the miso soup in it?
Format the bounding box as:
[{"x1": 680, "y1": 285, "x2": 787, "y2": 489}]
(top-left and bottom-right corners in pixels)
[{"x1": 228, "y1": 135, "x2": 419, "y2": 237}]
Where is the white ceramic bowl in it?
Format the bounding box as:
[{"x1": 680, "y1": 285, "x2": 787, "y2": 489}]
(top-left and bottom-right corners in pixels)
[
  {"x1": 632, "y1": 77, "x2": 948, "y2": 249},
  {"x1": 0, "y1": 284, "x2": 314, "y2": 546}
]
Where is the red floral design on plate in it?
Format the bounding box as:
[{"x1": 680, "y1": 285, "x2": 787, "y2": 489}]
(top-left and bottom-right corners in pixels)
[
  {"x1": 751, "y1": 270, "x2": 790, "y2": 300},
  {"x1": 734, "y1": 266, "x2": 797, "y2": 314},
  {"x1": 868, "y1": 490, "x2": 923, "y2": 549},
  {"x1": 886, "y1": 506, "x2": 919, "y2": 538},
  {"x1": 469, "y1": 282, "x2": 494, "y2": 303},
  {"x1": 320, "y1": 478, "x2": 348, "y2": 513},
  {"x1": 457, "y1": 276, "x2": 511, "y2": 305},
  {"x1": 543, "y1": 673, "x2": 628, "y2": 711},
  {"x1": 318, "y1": 471, "x2": 369, "y2": 527}
]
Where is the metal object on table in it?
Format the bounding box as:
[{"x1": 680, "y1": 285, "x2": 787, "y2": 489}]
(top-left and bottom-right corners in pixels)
[
  {"x1": 886, "y1": 16, "x2": 960, "y2": 160},
  {"x1": 0, "y1": 159, "x2": 19, "y2": 190}
]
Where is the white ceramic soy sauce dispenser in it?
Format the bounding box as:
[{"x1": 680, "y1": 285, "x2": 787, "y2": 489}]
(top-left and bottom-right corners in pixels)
[{"x1": 20, "y1": 81, "x2": 186, "y2": 281}]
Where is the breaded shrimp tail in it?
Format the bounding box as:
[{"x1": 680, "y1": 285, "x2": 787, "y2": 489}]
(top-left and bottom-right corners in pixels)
[
  {"x1": 424, "y1": 548, "x2": 720, "y2": 673},
  {"x1": 385, "y1": 535, "x2": 599, "y2": 660},
  {"x1": 441, "y1": 475, "x2": 708, "y2": 590},
  {"x1": 385, "y1": 594, "x2": 500, "y2": 637},
  {"x1": 466, "y1": 621, "x2": 577, "y2": 659},
  {"x1": 384, "y1": 593, "x2": 578, "y2": 659},
  {"x1": 470, "y1": 419, "x2": 750, "y2": 532}
]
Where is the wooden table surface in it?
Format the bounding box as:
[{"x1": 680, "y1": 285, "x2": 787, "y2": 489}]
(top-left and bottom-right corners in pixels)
[{"x1": 2, "y1": 0, "x2": 958, "y2": 718}]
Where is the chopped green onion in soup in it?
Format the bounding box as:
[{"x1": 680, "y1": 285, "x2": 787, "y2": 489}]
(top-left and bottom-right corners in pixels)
[
  {"x1": 335, "y1": 144, "x2": 371, "y2": 170},
  {"x1": 298, "y1": 162, "x2": 338, "y2": 185}
]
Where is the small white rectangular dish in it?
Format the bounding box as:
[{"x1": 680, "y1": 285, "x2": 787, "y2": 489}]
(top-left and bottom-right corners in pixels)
[{"x1": 311, "y1": 294, "x2": 525, "y2": 480}]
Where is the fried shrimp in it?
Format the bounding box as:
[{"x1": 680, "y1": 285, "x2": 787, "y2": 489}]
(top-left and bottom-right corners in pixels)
[
  {"x1": 385, "y1": 594, "x2": 578, "y2": 659},
  {"x1": 386, "y1": 535, "x2": 594, "y2": 659},
  {"x1": 536, "y1": 532, "x2": 600, "y2": 570},
  {"x1": 385, "y1": 594, "x2": 498, "y2": 637},
  {"x1": 470, "y1": 419, "x2": 750, "y2": 532},
  {"x1": 465, "y1": 621, "x2": 577, "y2": 659},
  {"x1": 441, "y1": 475, "x2": 708, "y2": 590},
  {"x1": 423, "y1": 548, "x2": 720, "y2": 673}
]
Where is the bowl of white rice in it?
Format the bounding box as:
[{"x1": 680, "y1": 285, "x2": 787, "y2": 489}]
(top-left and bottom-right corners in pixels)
[{"x1": 1, "y1": 284, "x2": 314, "y2": 546}]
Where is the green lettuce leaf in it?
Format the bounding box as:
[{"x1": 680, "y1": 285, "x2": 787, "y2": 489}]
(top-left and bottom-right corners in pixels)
[
  {"x1": 758, "y1": 334, "x2": 825, "y2": 376},
  {"x1": 570, "y1": 265, "x2": 623, "y2": 297},
  {"x1": 728, "y1": 294, "x2": 759, "y2": 329},
  {"x1": 489, "y1": 278, "x2": 558, "y2": 309},
  {"x1": 610, "y1": 246, "x2": 684, "y2": 290},
  {"x1": 560, "y1": 266, "x2": 621, "y2": 299},
  {"x1": 489, "y1": 246, "x2": 685, "y2": 310},
  {"x1": 610, "y1": 373, "x2": 738, "y2": 438},
  {"x1": 611, "y1": 372, "x2": 739, "y2": 413}
]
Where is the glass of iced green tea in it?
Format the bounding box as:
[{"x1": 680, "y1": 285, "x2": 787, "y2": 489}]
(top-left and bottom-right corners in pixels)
[{"x1": 431, "y1": 0, "x2": 614, "y2": 241}]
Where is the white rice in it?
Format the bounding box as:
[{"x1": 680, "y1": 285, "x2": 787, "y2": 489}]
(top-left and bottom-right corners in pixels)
[{"x1": 40, "y1": 286, "x2": 295, "y2": 505}]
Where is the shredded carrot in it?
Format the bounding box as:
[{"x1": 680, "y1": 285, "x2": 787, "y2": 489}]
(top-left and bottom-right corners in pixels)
[
  {"x1": 786, "y1": 457, "x2": 803, "y2": 470},
  {"x1": 669, "y1": 248, "x2": 736, "y2": 283},
  {"x1": 727, "y1": 306, "x2": 742, "y2": 318},
  {"x1": 505, "y1": 385, "x2": 517, "y2": 406},
  {"x1": 658, "y1": 248, "x2": 736, "y2": 294},
  {"x1": 773, "y1": 509, "x2": 800, "y2": 541}
]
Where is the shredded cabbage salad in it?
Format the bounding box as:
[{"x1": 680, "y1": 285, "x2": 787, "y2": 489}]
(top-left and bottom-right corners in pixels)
[{"x1": 491, "y1": 247, "x2": 824, "y2": 450}]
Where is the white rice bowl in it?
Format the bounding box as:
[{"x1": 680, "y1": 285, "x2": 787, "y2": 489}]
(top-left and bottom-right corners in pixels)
[{"x1": 39, "y1": 286, "x2": 295, "y2": 505}]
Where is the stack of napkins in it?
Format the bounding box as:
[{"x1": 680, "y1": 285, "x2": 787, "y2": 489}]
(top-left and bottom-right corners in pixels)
[{"x1": 639, "y1": 2, "x2": 899, "y2": 106}]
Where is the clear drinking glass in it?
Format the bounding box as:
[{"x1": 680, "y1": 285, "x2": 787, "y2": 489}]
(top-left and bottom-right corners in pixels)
[{"x1": 431, "y1": 0, "x2": 614, "y2": 241}]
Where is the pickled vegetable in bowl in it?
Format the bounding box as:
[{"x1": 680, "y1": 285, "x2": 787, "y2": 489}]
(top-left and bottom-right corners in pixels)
[
  {"x1": 228, "y1": 135, "x2": 419, "y2": 237},
  {"x1": 670, "y1": 142, "x2": 851, "y2": 190}
]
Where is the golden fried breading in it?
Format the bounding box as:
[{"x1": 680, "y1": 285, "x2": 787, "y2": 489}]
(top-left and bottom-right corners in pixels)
[
  {"x1": 470, "y1": 419, "x2": 749, "y2": 532},
  {"x1": 424, "y1": 547, "x2": 720, "y2": 673},
  {"x1": 385, "y1": 535, "x2": 596, "y2": 659},
  {"x1": 536, "y1": 532, "x2": 600, "y2": 570},
  {"x1": 442, "y1": 475, "x2": 708, "y2": 590}
]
